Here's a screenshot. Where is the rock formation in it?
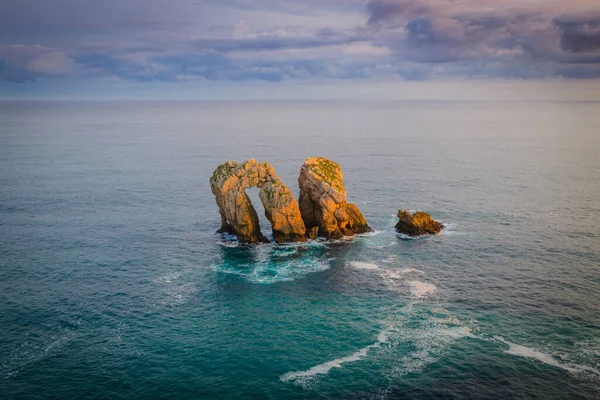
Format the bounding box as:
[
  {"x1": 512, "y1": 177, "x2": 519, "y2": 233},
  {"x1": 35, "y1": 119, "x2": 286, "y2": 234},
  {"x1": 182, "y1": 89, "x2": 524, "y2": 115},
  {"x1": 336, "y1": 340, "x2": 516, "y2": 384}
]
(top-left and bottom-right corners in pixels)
[
  {"x1": 395, "y1": 210, "x2": 444, "y2": 236},
  {"x1": 298, "y1": 157, "x2": 371, "y2": 239},
  {"x1": 210, "y1": 159, "x2": 306, "y2": 243}
]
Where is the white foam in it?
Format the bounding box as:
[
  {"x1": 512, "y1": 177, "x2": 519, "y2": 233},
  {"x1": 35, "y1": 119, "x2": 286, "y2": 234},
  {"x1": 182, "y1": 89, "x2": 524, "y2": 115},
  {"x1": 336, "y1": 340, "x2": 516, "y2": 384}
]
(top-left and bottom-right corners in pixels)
[
  {"x1": 2, "y1": 331, "x2": 74, "y2": 379},
  {"x1": 160, "y1": 282, "x2": 195, "y2": 306},
  {"x1": 379, "y1": 269, "x2": 425, "y2": 294},
  {"x1": 382, "y1": 314, "x2": 475, "y2": 380},
  {"x1": 395, "y1": 233, "x2": 421, "y2": 240},
  {"x1": 281, "y1": 331, "x2": 388, "y2": 385},
  {"x1": 280, "y1": 296, "x2": 478, "y2": 388},
  {"x1": 407, "y1": 281, "x2": 437, "y2": 299},
  {"x1": 213, "y1": 257, "x2": 331, "y2": 284},
  {"x1": 494, "y1": 337, "x2": 600, "y2": 376},
  {"x1": 382, "y1": 268, "x2": 424, "y2": 280},
  {"x1": 348, "y1": 261, "x2": 379, "y2": 270},
  {"x1": 348, "y1": 261, "x2": 423, "y2": 279},
  {"x1": 431, "y1": 315, "x2": 463, "y2": 326},
  {"x1": 440, "y1": 326, "x2": 476, "y2": 339},
  {"x1": 152, "y1": 270, "x2": 196, "y2": 306},
  {"x1": 324, "y1": 231, "x2": 382, "y2": 245},
  {"x1": 368, "y1": 241, "x2": 397, "y2": 249},
  {"x1": 358, "y1": 230, "x2": 383, "y2": 237},
  {"x1": 348, "y1": 261, "x2": 426, "y2": 294},
  {"x1": 217, "y1": 238, "x2": 327, "y2": 249},
  {"x1": 217, "y1": 240, "x2": 240, "y2": 248},
  {"x1": 276, "y1": 240, "x2": 326, "y2": 249},
  {"x1": 153, "y1": 271, "x2": 182, "y2": 284},
  {"x1": 272, "y1": 248, "x2": 298, "y2": 257}
]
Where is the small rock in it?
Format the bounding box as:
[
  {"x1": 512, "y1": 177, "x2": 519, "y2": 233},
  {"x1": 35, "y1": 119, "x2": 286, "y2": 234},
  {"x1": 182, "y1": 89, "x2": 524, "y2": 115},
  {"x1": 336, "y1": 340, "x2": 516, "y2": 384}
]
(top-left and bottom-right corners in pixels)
[
  {"x1": 306, "y1": 226, "x2": 319, "y2": 240},
  {"x1": 395, "y1": 210, "x2": 443, "y2": 236}
]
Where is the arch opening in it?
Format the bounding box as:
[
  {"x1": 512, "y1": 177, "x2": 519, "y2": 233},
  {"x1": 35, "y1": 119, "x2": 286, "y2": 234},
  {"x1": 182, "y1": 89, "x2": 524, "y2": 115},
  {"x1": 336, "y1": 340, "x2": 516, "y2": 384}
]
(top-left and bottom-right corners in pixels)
[{"x1": 245, "y1": 186, "x2": 272, "y2": 241}]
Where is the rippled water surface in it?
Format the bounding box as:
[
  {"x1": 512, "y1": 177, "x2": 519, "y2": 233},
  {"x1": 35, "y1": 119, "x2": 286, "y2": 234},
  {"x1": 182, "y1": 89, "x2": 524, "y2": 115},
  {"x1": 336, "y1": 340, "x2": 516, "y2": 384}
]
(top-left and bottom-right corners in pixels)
[{"x1": 1, "y1": 101, "x2": 599, "y2": 399}]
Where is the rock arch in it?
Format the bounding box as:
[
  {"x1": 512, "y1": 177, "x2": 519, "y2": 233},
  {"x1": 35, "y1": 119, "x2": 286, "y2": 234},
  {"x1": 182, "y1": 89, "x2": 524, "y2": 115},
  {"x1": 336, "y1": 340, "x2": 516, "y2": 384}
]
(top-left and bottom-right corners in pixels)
[{"x1": 210, "y1": 159, "x2": 306, "y2": 243}]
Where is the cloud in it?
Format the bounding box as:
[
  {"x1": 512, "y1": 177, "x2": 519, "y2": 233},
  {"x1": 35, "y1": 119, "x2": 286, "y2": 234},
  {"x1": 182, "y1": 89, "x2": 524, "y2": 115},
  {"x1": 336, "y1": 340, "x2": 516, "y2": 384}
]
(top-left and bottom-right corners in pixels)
[
  {"x1": 364, "y1": 0, "x2": 600, "y2": 78},
  {"x1": 68, "y1": 50, "x2": 402, "y2": 83},
  {"x1": 554, "y1": 14, "x2": 600, "y2": 52},
  {"x1": 1, "y1": 0, "x2": 600, "y2": 88},
  {"x1": 0, "y1": 45, "x2": 77, "y2": 81},
  {"x1": 367, "y1": 0, "x2": 430, "y2": 26},
  {"x1": 189, "y1": 31, "x2": 366, "y2": 54}
]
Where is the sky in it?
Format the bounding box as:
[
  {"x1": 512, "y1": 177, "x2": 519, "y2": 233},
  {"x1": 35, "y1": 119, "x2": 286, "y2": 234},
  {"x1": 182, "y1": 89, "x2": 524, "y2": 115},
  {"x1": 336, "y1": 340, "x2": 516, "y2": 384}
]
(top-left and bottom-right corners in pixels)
[{"x1": 1, "y1": 0, "x2": 600, "y2": 99}]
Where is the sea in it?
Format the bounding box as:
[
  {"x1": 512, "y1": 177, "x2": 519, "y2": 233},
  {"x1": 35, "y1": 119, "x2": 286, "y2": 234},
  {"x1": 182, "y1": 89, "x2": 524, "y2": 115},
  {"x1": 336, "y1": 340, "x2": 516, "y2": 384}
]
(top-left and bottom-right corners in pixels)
[{"x1": 1, "y1": 100, "x2": 599, "y2": 399}]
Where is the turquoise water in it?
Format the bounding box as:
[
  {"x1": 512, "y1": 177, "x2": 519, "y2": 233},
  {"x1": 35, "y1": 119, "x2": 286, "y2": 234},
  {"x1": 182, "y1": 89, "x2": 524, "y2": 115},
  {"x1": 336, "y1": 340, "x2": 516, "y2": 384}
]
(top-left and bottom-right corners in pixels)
[{"x1": 1, "y1": 101, "x2": 599, "y2": 399}]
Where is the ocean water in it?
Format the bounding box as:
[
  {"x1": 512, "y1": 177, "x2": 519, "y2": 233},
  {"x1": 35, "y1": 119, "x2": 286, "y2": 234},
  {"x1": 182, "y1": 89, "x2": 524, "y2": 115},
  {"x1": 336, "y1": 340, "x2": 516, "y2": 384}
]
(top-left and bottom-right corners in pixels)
[{"x1": 1, "y1": 100, "x2": 599, "y2": 399}]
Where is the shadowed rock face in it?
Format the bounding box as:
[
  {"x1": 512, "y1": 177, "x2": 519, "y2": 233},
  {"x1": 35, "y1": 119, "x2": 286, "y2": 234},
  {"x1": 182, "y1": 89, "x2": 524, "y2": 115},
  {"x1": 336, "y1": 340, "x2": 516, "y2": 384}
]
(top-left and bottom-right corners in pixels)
[
  {"x1": 210, "y1": 159, "x2": 306, "y2": 243},
  {"x1": 395, "y1": 210, "x2": 444, "y2": 236},
  {"x1": 298, "y1": 157, "x2": 371, "y2": 239}
]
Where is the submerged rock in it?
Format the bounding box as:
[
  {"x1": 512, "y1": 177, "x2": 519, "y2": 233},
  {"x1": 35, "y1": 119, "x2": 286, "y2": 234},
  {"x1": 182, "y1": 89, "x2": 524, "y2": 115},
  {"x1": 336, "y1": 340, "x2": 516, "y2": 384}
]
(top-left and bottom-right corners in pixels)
[
  {"x1": 395, "y1": 210, "x2": 443, "y2": 236},
  {"x1": 306, "y1": 226, "x2": 319, "y2": 240},
  {"x1": 298, "y1": 157, "x2": 371, "y2": 239},
  {"x1": 210, "y1": 159, "x2": 306, "y2": 243}
]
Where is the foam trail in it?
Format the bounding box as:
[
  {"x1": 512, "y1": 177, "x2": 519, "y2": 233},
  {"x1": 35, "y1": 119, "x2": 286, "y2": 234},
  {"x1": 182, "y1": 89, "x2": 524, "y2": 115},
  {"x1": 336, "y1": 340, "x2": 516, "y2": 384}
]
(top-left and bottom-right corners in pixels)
[
  {"x1": 348, "y1": 262, "x2": 425, "y2": 293},
  {"x1": 382, "y1": 268, "x2": 423, "y2": 280},
  {"x1": 347, "y1": 261, "x2": 423, "y2": 278},
  {"x1": 348, "y1": 261, "x2": 379, "y2": 270},
  {"x1": 440, "y1": 326, "x2": 477, "y2": 339},
  {"x1": 407, "y1": 281, "x2": 437, "y2": 299},
  {"x1": 280, "y1": 331, "x2": 388, "y2": 384},
  {"x1": 217, "y1": 241, "x2": 239, "y2": 248},
  {"x1": 494, "y1": 337, "x2": 600, "y2": 376}
]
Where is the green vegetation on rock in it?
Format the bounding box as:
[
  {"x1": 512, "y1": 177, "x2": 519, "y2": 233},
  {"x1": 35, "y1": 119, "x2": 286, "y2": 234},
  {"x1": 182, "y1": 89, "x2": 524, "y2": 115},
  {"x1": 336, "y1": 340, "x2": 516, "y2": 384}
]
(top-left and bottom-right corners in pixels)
[
  {"x1": 211, "y1": 163, "x2": 236, "y2": 182},
  {"x1": 311, "y1": 157, "x2": 344, "y2": 191}
]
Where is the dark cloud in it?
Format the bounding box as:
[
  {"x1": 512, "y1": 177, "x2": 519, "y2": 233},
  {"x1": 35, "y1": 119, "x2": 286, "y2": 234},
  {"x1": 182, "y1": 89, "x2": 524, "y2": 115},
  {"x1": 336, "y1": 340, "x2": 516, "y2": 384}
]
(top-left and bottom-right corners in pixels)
[
  {"x1": 0, "y1": 61, "x2": 35, "y2": 83},
  {"x1": 367, "y1": 0, "x2": 430, "y2": 26},
  {"x1": 554, "y1": 15, "x2": 600, "y2": 52},
  {"x1": 557, "y1": 64, "x2": 600, "y2": 78},
  {"x1": 364, "y1": 0, "x2": 600, "y2": 78}
]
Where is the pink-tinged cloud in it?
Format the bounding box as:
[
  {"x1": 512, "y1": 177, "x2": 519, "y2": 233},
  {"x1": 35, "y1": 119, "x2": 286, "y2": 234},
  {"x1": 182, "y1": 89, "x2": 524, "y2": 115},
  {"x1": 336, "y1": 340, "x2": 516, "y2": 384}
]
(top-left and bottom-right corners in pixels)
[{"x1": 0, "y1": 0, "x2": 599, "y2": 86}]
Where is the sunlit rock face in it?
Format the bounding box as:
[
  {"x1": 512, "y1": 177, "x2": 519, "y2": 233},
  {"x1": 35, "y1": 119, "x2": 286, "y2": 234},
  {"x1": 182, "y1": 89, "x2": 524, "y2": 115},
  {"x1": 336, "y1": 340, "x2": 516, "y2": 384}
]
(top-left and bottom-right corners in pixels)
[
  {"x1": 298, "y1": 157, "x2": 371, "y2": 239},
  {"x1": 395, "y1": 210, "x2": 444, "y2": 236},
  {"x1": 210, "y1": 159, "x2": 306, "y2": 243}
]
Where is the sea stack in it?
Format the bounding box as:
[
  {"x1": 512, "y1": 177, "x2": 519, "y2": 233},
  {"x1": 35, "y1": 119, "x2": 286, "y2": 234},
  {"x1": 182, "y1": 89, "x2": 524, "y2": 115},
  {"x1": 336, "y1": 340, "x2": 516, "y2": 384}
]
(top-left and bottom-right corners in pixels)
[
  {"x1": 210, "y1": 159, "x2": 306, "y2": 243},
  {"x1": 395, "y1": 210, "x2": 444, "y2": 236},
  {"x1": 298, "y1": 157, "x2": 371, "y2": 239}
]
